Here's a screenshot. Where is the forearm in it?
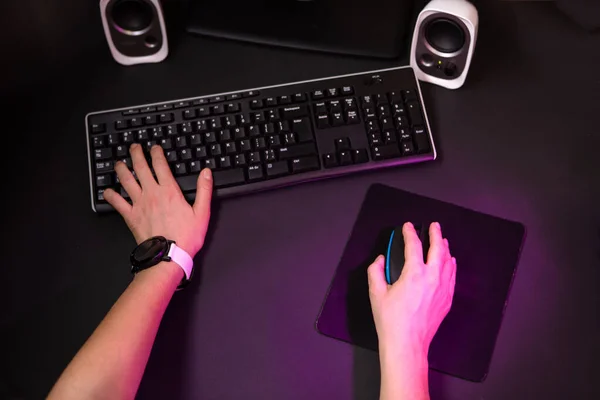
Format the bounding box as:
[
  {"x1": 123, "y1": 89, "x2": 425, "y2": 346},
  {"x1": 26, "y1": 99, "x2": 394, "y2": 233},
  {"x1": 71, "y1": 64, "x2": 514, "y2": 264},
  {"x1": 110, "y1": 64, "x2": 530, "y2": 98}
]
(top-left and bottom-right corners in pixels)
[
  {"x1": 379, "y1": 342, "x2": 430, "y2": 400},
  {"x1": 48, "y1": 262, "x2": 183, "y2": 400}
]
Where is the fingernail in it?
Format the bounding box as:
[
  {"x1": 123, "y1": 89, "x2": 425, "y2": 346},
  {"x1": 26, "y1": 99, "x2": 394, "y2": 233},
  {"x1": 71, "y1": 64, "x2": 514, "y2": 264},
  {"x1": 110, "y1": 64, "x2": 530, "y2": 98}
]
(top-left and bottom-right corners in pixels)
[
  {"x1": 444, "y1": 238, "x2": 449, "y2": 247},
  {"x1": 435, "y1": 222, "x2": 441, "y2": 229},
  {"x1": 452, "y1": 257, "x2": 457, "y2": 265},
  {"x1": 203, "y1": 168, "x2": 212, "y2": 180},
  {"x1": 404, "y1": 221, "x2": 413, "y2": 229},
  {"x1": 130, "y1": 143, "x2": 139, "y2": 149}
]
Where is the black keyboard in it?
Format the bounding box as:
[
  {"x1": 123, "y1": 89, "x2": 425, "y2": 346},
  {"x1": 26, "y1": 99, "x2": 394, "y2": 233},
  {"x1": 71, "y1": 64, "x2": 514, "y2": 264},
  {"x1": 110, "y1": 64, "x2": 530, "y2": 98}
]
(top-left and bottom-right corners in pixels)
[{"x1": 86, "y1": 66, "x2": 436, "y2": 212}]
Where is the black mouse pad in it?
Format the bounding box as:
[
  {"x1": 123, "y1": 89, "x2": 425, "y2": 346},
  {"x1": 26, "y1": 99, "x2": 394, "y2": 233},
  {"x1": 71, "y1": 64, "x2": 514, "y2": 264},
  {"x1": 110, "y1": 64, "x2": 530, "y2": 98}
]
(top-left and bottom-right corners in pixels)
[{"x1": 315, "y1": 184, "x2": 526, "y2": 382}]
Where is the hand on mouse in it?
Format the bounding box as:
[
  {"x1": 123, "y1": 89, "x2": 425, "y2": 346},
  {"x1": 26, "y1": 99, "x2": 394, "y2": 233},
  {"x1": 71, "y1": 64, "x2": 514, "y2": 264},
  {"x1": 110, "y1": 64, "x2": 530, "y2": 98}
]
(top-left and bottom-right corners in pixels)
[
  {"x1": 367, "y1": 222, "x2": 456, "y2": 399},
  {"x1": 103, "y1": 144, "x2": 213, "y2": 258}
]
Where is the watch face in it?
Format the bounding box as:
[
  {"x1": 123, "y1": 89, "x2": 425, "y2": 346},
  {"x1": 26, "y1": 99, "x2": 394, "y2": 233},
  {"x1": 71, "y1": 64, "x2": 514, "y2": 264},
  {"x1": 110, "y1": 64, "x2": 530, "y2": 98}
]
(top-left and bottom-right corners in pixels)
[{"x1": 132, "y1": 236, "x2": 168, "y2": 267}]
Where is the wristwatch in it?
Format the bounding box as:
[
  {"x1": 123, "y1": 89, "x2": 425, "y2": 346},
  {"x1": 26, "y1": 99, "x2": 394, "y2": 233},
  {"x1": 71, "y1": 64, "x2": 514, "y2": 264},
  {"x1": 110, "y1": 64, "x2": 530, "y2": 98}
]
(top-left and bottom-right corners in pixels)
[{"x1": 130, "y1": 236, "x2": 194, "y2": 289}]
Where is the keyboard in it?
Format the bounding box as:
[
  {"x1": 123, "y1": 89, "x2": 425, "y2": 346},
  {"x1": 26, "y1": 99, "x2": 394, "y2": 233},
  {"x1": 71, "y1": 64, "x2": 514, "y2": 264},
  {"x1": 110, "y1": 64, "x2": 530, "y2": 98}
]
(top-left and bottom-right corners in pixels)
[{"x1": 86, "y1": 66, "x2": 436, "y2": 212}]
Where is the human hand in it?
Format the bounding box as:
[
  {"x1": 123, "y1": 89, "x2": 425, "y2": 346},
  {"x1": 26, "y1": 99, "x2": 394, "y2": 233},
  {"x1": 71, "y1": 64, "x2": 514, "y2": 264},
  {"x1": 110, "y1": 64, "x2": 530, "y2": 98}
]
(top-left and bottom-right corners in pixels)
[
  {"x1": 103, "y1": 143, "x2": 213, "y2": 258},
  {"x1": 367, "y1": 222, "x2": 456, "y2": 356}
]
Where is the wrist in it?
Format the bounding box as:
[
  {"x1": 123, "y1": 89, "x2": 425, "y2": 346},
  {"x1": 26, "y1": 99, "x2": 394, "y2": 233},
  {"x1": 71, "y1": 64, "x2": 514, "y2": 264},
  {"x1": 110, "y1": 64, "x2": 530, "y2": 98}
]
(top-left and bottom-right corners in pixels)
[{"x1": 135, "y1": 261, "x2": 184, "y2": 285}]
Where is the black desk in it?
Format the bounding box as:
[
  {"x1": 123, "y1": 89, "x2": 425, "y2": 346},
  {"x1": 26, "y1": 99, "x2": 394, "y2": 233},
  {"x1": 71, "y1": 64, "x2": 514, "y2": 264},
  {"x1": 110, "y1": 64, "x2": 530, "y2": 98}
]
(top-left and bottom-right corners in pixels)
[{"x1": 1, "y1": 2, "x2": 599, "y2": 399}]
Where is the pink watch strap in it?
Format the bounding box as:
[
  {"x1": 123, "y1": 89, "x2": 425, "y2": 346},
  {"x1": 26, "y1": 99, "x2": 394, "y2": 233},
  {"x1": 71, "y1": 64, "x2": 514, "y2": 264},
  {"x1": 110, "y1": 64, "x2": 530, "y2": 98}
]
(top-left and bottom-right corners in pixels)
[{"x1": 167, "y1": 244, "x2": 193, "y2": 280}]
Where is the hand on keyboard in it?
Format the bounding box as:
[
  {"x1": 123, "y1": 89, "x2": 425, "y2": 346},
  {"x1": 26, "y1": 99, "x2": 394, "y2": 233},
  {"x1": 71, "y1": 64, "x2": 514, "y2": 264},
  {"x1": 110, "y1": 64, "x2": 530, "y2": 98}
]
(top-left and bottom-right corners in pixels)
[
  {"x1": 367, "y1": 222, "x2": 456, "y2": 354},
  {"x1": 103, "y1": 143, "x2": 213, "y2": 257}
]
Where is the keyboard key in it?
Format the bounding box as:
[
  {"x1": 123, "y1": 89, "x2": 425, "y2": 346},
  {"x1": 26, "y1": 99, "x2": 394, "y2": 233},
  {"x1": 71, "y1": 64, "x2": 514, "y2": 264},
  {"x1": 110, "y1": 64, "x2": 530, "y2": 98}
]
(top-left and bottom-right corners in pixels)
[
  {"x1": 312, "y1": 90, "x2": 325, "y2": 100},
  {"x1": 248, "y1": 151, "x2": 261, "y2": 164},
  {"x1": 95, "y1": 161, "x2": 114, "y2": 173},
  {"x1": 190, "y1": 160, "x2": 202, "y2": 173},
  {"x1": 157, "y1": 104, "x2": 173, "y2": 111},
  {"x1": 293, "y1": 118, "x2": 314, "y2": 142},
  {"x1": 174, "y1": 101, "x2": 190, "y2": 108},
  {"x1": 329, "y1": 100, "x2": 342, "y2": 113},
  {"x1": 224, "y1": 141, "x2": 237, "y2": 154},
  {"x1": 398, "y1": 128, "x2": 411, "y2": 142},
  {"x1": 226, "y1": 103, "x2": 240, "y2": 113},
  {"x1": 331, "y1": 112, "x2": 344, "y2": 127},
  {"x1": 326, "y1": 88, "x2": 338, "y2": 97},
  {"x1": 413, "y1": 126, "x2": 430, "y2": 153},
  {"x1": 395, "y1": 116, "x2": 410, "y2": 129},
  {"x1": 314, "y1": 102, "x2": 327, "y2": 115},
  {"x1": 343, "y1": 97, "x2": 357, "y2": 111},
  {"x1": 265, "y1": 97, "x2": 277, "y2": 107},
  {"x1": 291, "y1": 156, "x2": 320, "y2": 173},
  {"x1": 192, "y1": 98, "x2": 208, "y2": 105},
  {"x1": 283, "y1": 132, "x2": 296, "y2": 145},
  {"x1": 176, "y1": 175, "x2": 199, "y2": 192},
  {"x1": 242, "y1": 90, "x2": 260, "y2": 97},
  {"x1": 407, "y1": 102, "x2": 424, "y2": 125},
  {"x1": 264, "y1": 149, "x2": 276, "y2": 162},
  {"x1": 278, "y1": 95, "x2": 291, "y2": 105},
  {"x1": 323, "y1": 153, "x2": 338, "y2": 168},
  {"x1": 209, "y1": 96, "x2": 224, "y2": 103},
  {"x1": 234, "y1": 154, "x2": 247, "y2": 167},
  {"x1": 140, "y1": 106, "x2": 156, "y2": 113},
  {"x1": 316, "y1": 114, "x2": 330, "y2": 129},
  {"x1": 281, "y1": 105, "x2": 307, "y2": 119},
  {"x1": 119, "y1": 157, "x2": 133, "y2": 169},
  {"x1": 160, "y1": 138, "x2": 172, "y2": 150},
  {"x1": 372, "y1": 144, "x2": 400, "y2": 160},
  {"x1": 144, "y1": 115, "x2": 158, "y2": 125},
  {"x1": 278, "y1": 143, "x2": 317, "y2": 160},
  {"x1": 253, "y1": 137, "x2": 267, "y2": 150},
  {"x1": 232, "y1": 126, "x2": 246, "y2": 139},
  {"x1": 183, "y1": 109, "x2": 197, "y2": 119},
  {"x1": 401, "y1": 141, "x2": 415, "y2": 155},
  {"x1": 352, "y1": 149, "x2": 369, "y2": 163},
  {"x1": 122, "y1": 131, "x2": 134, "y2": 144},
  {"x1": 116, "y1": 145, "x2": 128, "y2": 157},
  {"x1": 369, "y1": 133, "x2": 383, "y2": 145},
  {"x1": 176, "y1": 136, "x2": 187, "y2": 148},
  {"x1": 210, "y1": 143, "x2": 222, "y2": 156},
  {"x1": 262, "y1": 123, "x2": 275, "y2": 135},
  {"x1": 115, "y1": 120, "x2": 129, "y2": 130},
  {"x1": 247, "y1": 125, "x2": 260, "y2": 137},
  {"x1": 204, "y1": 131, "x2": 217, "y2": 144},
  {"x1": 347, "y1": 110, "x2": 359, "y2": 124},
  {"x1": 209, "y1": 118, "x2": 222, "y2": 130},
  {"x1": 219, "y1": 129, "x2": 232, "y2": 142},
  {"x1": 226, "y1": 93, "x2": 241, "y2": 101},
  {"x1": 402, "y1": 89, "x2": 418, "y2": 102},
  {"x1": 268, "y1": 135, "x2": 281, "y2": 148},
  {"x1": 335, "y1": 137, "x2": 351, "y2": 151},
  {"x1": 174, "y1": 163, "x2": 187, "y2": 175},
  {"x1": 180, "y1": 148, "x2": 192, "y2": 161},
  {"x1": 293, "y1": 93, "x2": 306, "y2": 102},
  {"x1": 190, "y1": 134, "x2": 202, "y2": 146},
  {"x1": 375, "y1": 94, "x2": 388, "y2": 104},
  {"x1": 204, "y1": 158, "x2": 217, "y2": 169},
  {"x1": 364, "y1": 107, "x2": 377, "y2": 121},
  {"x1": 239, "y1": 139, "x2": 252, "y2": 152},
  {"x1": 250, "y1": 99, "x2": 263, "y2": 109},
  {"x1": 93, "y1": 136, "x2": 105, "y2": 148},
  {"x1": 91, "y1": 123, "x2": 106, "y2": 134},
  {"x1": 94, "y1": 148, "x2": 113, "y2": 160},
  {"x1": 361, "y1": 95, "x2": 373, "y2": 108},
  {"x1": 198, "y1": 106, "x2": 210, "y2": 117},
  {"x1": 392, "y1": 103, "x2": 406, "y2": 115},
  {"x1": 219, "y1": 156, "x2": 232, "y2": 169},
  {"x1": 247, "y1": 164, "x2": 264, "y2": 181},
  {"x1": 383, "y1": 130, "x2": 397, "y2": 144},
  {"x1": 131, "y1": 118, "x2": 143, "y2": 128},
  {"x1": 381, "y1": 117, "x2": 394, "y2": 131},
  {"x1": 212, "y1": 104, "x2": 225, "y2": 115},
  {"x1": 266, "y1": 161, "x2": 290, "y2": 177},
  {"x1": 388, "y1": 91, "x2": 403, "y2": 104},
  {"x1": 251, "y1": 112, "x2": 265, "y2": 124},
  {"x1": 179, "y1": 122, "x2": 193, "y2": 134},
  {"x1": 277, "y1": 120, "x2": 290, "y2": 133},
  {"x1": 266, "y1": 109, "x2": 280, "y2": 122},
  {"x1": 341, "y1": 86, "x2": 354, "y2": 95},
  {"x1": 166, "y1": 150, "x2": 178, "y2": 162},
  {"x1": 378, "y1": 105, "x2": 391, "y2": 118},
  {"x1": 159, "y1": 113, "x2": 174, "y2": 123},
  {"x1": 339, "y1": 151, "x2": 353, "y2": 165},
  {"x1": 195, "y1": 120, "x2": 208, "y2": 132},
  {"x1": 366, "y1": 120, "x2": 380, "y2": 134},
  {"x1": 213, "y1": 168, "x2": 246, "y2": 188},
  {"x1": 96, "y1": 174, "x2": 112, "y2": 187},
  {"x1": 97, "y1": 189, "x2": 106, "y2": 201},
  {"x1": 195, "y1": 146, "x2": 208, "y2": 159}
]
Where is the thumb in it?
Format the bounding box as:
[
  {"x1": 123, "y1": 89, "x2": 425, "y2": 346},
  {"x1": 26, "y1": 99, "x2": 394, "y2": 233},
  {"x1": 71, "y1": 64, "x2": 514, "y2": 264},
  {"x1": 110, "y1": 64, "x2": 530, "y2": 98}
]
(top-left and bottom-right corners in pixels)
[
  {"x1": 193, "y1": 168, "x2": 213, "y2": 223},
  {"x1": 367, "y1": 255, "x2": 388, "y2": 300}
]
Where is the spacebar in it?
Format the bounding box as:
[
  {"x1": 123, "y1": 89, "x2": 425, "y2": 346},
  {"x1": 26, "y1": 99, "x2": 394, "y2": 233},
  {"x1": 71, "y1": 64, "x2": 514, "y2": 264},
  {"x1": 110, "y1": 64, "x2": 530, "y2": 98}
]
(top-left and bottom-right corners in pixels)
[
  {"x1": 176, "y1": 169, "x2": 247, "y2": 191},
  {"x1": 175, "y1": 175, "x2": 199, "y2": 192}
]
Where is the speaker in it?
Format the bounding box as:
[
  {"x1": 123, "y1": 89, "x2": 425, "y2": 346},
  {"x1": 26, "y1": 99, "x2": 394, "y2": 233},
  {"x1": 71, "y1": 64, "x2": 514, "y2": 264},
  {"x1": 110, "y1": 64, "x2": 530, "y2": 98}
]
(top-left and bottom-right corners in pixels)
[
  {"x1": 100, "y1": 0, "x2": 168, "y2": 66},
  {"x1": 410, "y1": 0, "x2": 478, "y2": 89}
]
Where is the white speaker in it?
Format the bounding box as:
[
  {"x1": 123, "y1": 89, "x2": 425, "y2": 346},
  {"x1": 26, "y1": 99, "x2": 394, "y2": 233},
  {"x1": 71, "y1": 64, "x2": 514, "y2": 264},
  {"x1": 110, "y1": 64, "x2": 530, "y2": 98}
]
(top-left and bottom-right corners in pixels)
[
  {"x1": 410, "y1": 0, "x2": 479, "y2": 89},
  {"x1": 100, "y1": 0, "x2": 169, "y2": 66}
]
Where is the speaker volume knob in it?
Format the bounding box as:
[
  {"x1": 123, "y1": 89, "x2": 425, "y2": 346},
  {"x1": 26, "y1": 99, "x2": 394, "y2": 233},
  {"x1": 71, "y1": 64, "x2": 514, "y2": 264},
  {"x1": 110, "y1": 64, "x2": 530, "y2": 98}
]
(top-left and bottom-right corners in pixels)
[
  {"x1": 111, "y1": 0, "x2": 154, "y2": 34},
  {"x1": 425, "y1": 18, "x2": 465, "y2": 54}
]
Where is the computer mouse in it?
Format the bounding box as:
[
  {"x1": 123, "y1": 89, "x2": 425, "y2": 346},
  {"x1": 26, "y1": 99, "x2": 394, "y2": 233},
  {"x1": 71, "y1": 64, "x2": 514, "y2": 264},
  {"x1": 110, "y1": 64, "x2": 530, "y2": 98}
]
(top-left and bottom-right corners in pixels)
[
  {"x1": 111, "y1": 0, "x2": 154, "y2": 33},
  {"x1": 385, "y1": 224, "x2": 425, "y2": 284}
]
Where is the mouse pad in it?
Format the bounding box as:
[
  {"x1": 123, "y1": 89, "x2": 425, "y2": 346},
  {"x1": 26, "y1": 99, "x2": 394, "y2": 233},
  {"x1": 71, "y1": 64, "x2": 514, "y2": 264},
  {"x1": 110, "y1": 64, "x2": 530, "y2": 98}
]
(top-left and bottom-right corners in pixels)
[{"x1": 315, "y1": 184, "x2": 526, "y2": 382}]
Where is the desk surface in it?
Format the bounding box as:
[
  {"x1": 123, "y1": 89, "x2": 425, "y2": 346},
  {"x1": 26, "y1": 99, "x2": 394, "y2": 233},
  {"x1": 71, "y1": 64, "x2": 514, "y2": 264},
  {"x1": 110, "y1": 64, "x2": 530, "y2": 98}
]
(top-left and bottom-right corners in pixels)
[{"x1": 1, "y1": 2, "x2": 599, "y2": 399}]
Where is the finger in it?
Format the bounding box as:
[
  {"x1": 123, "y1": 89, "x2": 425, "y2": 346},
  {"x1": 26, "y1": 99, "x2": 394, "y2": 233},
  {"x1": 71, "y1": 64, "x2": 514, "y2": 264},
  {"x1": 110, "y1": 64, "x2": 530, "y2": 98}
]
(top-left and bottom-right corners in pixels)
[
  {"x1": 130, "y1": 143, "x2": 156, "y2": 189},
  {"x1": 403, "y1": 222, "x2": 423, "y2": 265},
  {"x1": 426, "y1": 222, "x2": 448, "y2": 266},
  {"x1": 103, "y1": 188, "x2": 132, "y2": 216},
  {"x1": 150, "y1": 145, "x2": 177, "y2": 186},
  {"x1": 193, "y1": 168, "x2": 213, "y2": 229},
  {"x1": 448, "y1": 257, "x2": 457, "y2": 297},
  {"x1": 367, "y1": 255, "x2": 388, "y2": 299},
  {"x1": 441, "y1": 252, "x2": 455, "y2": 284},
  {"x1": 115, "y1": 161, "x2": 141, "y2": 202}
]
